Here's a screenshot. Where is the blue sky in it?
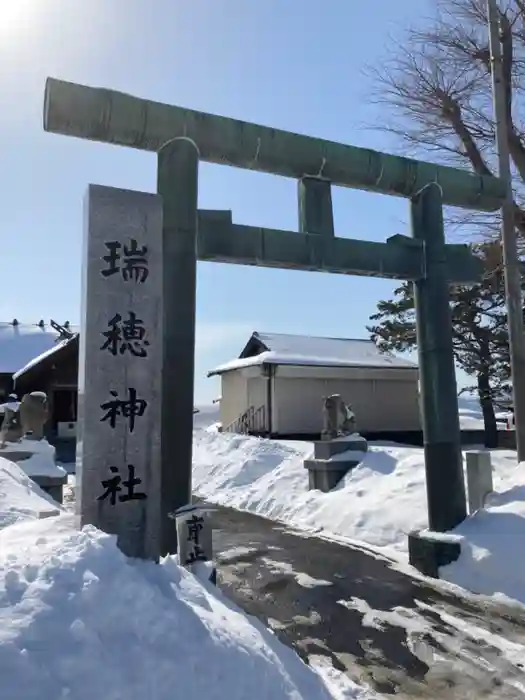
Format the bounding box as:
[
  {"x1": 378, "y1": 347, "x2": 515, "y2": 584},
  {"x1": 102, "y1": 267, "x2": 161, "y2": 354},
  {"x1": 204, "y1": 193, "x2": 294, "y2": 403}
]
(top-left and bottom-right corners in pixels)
[{"x1": 0, "y1": 0, "x2": 463, "y2": 403}]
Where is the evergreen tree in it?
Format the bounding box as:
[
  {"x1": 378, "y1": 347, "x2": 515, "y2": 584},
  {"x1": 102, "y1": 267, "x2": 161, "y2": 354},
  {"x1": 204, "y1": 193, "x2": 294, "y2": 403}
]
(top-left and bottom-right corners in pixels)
[{"x1": 368, "y1": 246, "x2": 515, "y2": 447}]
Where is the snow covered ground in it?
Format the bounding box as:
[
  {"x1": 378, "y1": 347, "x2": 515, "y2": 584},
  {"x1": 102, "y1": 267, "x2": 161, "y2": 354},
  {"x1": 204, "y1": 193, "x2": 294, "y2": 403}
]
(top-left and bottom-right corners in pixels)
[
  {"x1": 3, "y1": 393, "x2": 519, "y2": 698},
  {"x1": 0, "y1": 456, "x2": 374, "y2": 700},
  {"x1": 193, "y1": 397, "x2": 525, "y2": 608}
]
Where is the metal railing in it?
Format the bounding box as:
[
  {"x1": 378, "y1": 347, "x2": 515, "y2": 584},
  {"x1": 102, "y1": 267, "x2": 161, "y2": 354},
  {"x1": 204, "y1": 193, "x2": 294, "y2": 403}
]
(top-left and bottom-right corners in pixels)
[{"x1": 222, "y1": 405, "x2": 267, "y2": 435}]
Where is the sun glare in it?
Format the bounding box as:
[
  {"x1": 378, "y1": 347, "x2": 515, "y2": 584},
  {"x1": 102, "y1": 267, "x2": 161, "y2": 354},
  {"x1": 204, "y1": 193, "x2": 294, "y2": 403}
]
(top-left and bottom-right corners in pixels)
[{"x1": 0, "y1": 0, "x2": 40, "y2": 37}]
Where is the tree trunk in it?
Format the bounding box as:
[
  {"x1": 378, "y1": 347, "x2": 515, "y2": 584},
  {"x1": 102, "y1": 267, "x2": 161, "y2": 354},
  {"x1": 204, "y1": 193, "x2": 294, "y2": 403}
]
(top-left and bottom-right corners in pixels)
[{"x1": 477, "y1": 370, "x2": 498, "y2": 448}]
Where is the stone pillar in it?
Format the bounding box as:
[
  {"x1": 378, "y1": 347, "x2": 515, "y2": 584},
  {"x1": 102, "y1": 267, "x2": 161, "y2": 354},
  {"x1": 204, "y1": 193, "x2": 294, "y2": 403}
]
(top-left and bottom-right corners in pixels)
[
  {"x1": 465, "y1": 451, "x2": 493, "y2": 514},
  {"x1": 172, "y1": 504, "x2": 215, "y2": 583},
  {"x1": 157, "y1": 138, "x2": 200, "y2": 557},
  {"x1": 298, "y1": 177, "x2": 335, "y2": 236},
  {"x1": 411, "y1": 183, "x2": 467, "y2": 532},
  {"x1": 78, "y1": 185, "x2": 163, "y2": 561}
]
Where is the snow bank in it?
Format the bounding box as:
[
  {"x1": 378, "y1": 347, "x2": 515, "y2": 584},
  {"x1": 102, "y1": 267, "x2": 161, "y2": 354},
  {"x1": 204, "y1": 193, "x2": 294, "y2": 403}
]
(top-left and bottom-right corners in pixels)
[
  {"x1": 0, "y1": 456, "x2": 60, "y2": 527},
  {"x1": 193, "y1": 428, "x2": 525, "y2": 604},
  {"x1": 0, "y1": 438, "x2": 66, "y2": 478},
  {"x1": 193, "y1": 430, "x2": 432, "y2": 554},
  {"x1": 441, "y1": 459, "x2": 525, "y2": 606},
  {"x1": 0, "y1": 515, "x2": 354, "y2": 700}
]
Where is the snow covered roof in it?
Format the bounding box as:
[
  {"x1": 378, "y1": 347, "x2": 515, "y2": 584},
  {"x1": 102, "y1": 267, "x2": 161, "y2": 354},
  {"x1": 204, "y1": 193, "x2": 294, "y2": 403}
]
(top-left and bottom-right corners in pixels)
[
  {"x1": 0, "y1": 322, "x2": 78, "y2": 375},
  {"x1": 208, "y1": 331, "x2": 418, "y2": 376},
  {"x1": 12, "y1": 334, "x2": 78, "y2": 381}
]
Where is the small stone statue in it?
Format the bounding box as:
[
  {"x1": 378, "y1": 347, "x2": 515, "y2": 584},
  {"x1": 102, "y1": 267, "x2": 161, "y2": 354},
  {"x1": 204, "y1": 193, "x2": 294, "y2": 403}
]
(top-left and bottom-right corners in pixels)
[
  {"x1": 0, "y1": 406, "x2": 23, "y2": 445},
  {"x1": 19, "y1": 391, "x2": 49, "y2": 440},
  {"x1": 321, "y1": 394, "x2": 357, "y2": 440},
  {"x1": 341, "y1": 401, "x2": 357, "y2": 436}
]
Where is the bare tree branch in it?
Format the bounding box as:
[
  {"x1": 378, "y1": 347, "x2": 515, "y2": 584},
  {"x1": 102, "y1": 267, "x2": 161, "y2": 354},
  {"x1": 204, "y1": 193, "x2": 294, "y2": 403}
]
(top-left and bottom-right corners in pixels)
[{"x1": 365, "y1": 0, "x2": 525, "y2": 241}]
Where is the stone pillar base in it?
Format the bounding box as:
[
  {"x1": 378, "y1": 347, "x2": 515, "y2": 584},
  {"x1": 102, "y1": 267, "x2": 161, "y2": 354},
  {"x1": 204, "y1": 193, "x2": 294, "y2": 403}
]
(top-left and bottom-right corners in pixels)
[
  {"x1": 314, "y1": 433, "x2": 368, "y2": 459},
  {"x1": 304, "y1": 434, "x2": 368, "y2": 492},
  {"x1": 408, "y1": 530, "x2": 461, "y2": 578}
]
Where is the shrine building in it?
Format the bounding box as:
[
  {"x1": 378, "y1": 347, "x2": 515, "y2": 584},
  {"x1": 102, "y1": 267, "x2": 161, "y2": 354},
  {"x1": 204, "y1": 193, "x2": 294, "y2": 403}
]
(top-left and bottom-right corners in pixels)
[{"x1": 208, "y1": 331, "x2": 420, "y2": 439}]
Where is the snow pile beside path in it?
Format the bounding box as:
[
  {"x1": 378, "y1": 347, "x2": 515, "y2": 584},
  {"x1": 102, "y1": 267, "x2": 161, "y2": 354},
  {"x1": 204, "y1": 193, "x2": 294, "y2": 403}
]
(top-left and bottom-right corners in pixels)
[
  {"x1": 193, "y1": 431, "x2": 522, "y2": 559},
  {"x1": 441, "y1": 458, "x2": 525, "y2": 606},
  {"x1": 0, "y1": 515, "x2": 359, "y2": 700},
  {"x1": 193, "y1": 430, "x2": 431, "y2": 554},
  {"x1": 0, "y1": 456, "x2": 60, "y2": 528},
  {"x1": 194, "y1": 429, "x2": 525, "y2": 605}
]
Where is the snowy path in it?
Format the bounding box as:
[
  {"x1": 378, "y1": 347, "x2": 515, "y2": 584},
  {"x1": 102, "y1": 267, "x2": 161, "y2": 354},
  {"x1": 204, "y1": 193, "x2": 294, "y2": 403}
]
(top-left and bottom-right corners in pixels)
[{"x1": 210, "y1": 503, "x2": 525, "y2": 699}]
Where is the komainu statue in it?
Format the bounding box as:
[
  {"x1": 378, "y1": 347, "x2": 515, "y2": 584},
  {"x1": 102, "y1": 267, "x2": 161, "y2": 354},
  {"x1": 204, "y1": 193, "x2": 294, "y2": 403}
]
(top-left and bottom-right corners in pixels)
[
  {"x1": 19, "y1": 391, "x2": 49, "y2": 440},
  {"x1": 321, "y1": 394, "x2": 357, "y2": 440}
]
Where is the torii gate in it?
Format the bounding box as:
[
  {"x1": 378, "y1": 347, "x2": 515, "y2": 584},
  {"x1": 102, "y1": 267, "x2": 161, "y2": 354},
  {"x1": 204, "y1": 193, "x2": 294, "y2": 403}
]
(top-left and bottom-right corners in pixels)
[{"x1": 43, "y1": 78, "x2": 505, "y2": 557}]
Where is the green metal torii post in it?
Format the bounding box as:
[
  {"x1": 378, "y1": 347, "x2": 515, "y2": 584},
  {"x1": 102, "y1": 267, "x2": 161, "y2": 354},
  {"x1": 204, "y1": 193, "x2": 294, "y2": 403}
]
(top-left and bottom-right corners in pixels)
[{"x1": 43, "y1": 78, "x2": 506, "y2": 551}]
